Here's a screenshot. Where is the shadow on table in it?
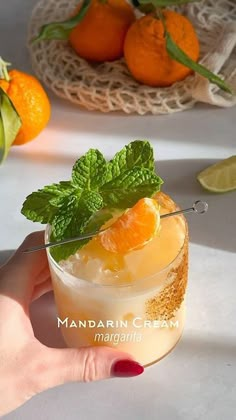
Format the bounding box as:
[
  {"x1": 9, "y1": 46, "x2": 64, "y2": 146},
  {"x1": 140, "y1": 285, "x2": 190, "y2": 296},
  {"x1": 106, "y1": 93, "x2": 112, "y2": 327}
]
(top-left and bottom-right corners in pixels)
[
  {"x1": 47, "y1": 98, "x2": 234, "y2": 148},
  {"x1": 176, "y1": 334, "x2": 236, "y2": 362},
  {"x1": 156, "y1": 158, "x2": 236, "y2": 253}
]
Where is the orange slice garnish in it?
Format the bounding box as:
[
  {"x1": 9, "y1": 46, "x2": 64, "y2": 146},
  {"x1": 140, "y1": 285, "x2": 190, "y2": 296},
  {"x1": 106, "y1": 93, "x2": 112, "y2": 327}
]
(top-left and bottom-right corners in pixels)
[{"x1": 99, "y1": 198, "x2": 160, "y2": 254}]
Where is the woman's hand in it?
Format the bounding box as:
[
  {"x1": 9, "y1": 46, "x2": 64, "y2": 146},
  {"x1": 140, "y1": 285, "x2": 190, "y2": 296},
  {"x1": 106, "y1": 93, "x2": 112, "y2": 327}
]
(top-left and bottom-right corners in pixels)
[{"x1": 0, "y1": 232, "x2": 144, "y2": 416}]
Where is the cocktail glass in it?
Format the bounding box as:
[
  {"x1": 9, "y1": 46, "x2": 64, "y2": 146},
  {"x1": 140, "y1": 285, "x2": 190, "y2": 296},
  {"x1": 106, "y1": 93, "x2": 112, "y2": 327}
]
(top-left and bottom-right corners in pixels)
[{"x1": 46, "y1": 192, "x2": 188, "y2": 366}]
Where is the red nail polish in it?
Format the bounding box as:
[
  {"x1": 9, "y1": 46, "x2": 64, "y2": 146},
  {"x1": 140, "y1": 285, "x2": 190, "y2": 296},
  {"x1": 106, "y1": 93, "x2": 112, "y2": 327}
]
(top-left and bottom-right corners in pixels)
[{"x1": 112, "y1": 359, "x2": 144, "y2": 377}]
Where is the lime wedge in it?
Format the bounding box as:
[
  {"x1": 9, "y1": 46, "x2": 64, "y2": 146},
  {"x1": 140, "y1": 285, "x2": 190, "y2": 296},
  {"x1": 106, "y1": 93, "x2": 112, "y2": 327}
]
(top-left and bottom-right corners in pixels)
[
  {"x1": 0, "y1": 87, "x2": 22, "y2": 164},
  {"x1": 197, "y1": 156, "x2": 236, "y2": 193}
]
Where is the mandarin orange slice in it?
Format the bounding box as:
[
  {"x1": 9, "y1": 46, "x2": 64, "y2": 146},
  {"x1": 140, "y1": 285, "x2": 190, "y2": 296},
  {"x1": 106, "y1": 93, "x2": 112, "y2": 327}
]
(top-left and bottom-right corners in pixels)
[{"x1": 99, "y1": 198, "x2": 160, "y2": 254}]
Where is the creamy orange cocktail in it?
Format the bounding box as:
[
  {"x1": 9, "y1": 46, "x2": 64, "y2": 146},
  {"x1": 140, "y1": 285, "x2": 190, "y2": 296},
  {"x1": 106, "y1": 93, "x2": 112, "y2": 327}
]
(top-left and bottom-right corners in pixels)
[
  {"x1": 21, "y1": 140, "x2": 188, "y2": 366},
  {"x1": 47, "y1": 192, "x2": 188, "y2": 366}
]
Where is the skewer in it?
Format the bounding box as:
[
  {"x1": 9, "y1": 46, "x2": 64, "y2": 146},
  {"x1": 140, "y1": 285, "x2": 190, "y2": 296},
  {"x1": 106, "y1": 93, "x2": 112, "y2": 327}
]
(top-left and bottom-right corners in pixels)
[{"x1": 23, "y1": 200, "x2": 208, "y2": 254}]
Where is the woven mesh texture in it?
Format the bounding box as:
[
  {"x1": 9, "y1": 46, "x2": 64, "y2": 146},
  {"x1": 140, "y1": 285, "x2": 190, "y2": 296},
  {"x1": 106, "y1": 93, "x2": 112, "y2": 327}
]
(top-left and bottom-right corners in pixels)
[{"x1": 28, "y1": 0, "x2": 236, "y2": 115}]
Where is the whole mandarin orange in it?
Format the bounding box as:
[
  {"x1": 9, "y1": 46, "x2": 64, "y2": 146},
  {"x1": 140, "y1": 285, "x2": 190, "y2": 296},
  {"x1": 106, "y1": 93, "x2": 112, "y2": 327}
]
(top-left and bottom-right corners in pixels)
[
  {"x1": 124, "y1": 11, "x2": 200, "y2": 87},
  {"x1": 69, "y1": 0, "x2": 135, "y2": 62},
  {"x1": 0, "y1": 70, "x2": 51, "y2": 145}
]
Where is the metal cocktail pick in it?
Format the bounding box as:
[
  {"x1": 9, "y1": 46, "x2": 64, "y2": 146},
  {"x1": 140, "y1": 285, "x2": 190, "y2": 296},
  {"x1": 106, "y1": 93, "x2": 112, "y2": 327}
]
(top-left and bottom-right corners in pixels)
[{"x1": 23, "y1": 200, "x2": 208, "y2": 254}]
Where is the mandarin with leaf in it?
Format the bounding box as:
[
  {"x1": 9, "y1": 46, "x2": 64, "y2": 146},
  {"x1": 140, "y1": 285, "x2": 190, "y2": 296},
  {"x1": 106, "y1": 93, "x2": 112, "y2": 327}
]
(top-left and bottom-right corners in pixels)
[
  {"x1": 124, "y1": 10, "x2": 200, "y2": 87},
  {"x1": 69, "y1": 0, "x2": 135, "y2": 62},
  {"x1": 0, "y1": 64, "x2": 51, "y2": 145}
]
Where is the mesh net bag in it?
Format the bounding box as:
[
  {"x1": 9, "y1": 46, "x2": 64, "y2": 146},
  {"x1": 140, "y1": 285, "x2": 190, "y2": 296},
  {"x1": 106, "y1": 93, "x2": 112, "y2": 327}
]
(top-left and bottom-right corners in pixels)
[{"x1": 28, "y1": 0, "x2": 236, "y2": 115}]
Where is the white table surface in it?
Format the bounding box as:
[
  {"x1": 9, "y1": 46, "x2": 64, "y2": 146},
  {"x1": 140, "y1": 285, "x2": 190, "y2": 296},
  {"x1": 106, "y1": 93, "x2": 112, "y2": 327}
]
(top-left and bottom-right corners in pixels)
[{"x1": 1, "y1": 1, "x2": 236, "y2": 419}]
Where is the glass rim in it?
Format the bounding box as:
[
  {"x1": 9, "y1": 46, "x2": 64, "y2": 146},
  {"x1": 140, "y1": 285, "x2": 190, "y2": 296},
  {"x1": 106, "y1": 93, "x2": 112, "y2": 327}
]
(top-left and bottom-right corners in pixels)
[{"x1": 45, "y1": 215, "x2": 188, "y2": 289}]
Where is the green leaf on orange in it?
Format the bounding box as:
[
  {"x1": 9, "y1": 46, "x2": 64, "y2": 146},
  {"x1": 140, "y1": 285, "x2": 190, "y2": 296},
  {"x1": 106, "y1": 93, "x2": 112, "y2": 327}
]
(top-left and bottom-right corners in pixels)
[
  {"x1": 0, "y1": 87, "x2": 22, "y2": 164},
  {"x1": 32, "y1": 0, "x2": 91, "y2": 42},
  {"x1": 165, "y1": 32, "x2": 232, "y2": 93},
  {"x1": 156, "y1": 9, "x2": 232, "y2": 94}
]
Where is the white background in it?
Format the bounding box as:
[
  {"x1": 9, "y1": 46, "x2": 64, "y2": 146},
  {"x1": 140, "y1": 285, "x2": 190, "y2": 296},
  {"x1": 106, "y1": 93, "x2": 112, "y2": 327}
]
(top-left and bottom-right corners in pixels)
[{"x1": 0, "y1": 1, "x2": 236, "y2": 419}]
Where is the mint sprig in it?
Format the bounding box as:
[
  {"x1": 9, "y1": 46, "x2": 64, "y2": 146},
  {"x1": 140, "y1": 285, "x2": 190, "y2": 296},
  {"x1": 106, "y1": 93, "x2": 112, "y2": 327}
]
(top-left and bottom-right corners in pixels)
[{"x1": 21, "y1": 140, "x2": 163, "y2": 262}]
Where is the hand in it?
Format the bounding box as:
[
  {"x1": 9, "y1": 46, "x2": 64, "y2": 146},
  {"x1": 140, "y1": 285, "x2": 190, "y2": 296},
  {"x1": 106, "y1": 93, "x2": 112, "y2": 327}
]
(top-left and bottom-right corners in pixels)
[{"x1": 0, "y1": 232, "x2": 144, "y2": 416}]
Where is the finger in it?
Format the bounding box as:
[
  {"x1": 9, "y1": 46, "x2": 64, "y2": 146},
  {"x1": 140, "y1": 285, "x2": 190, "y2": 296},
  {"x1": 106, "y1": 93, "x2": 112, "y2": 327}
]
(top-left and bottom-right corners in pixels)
[
  {"x1": 37, "y1": 346, "x2": 144, "y2": 391},
  {"x1": 34, "y1": 265, "x2": 51, "y2": 286},
  {"x1": 0, "y1": 231, "x2": 49, "y2": 304},
  {"x1": 4, "y1": 231, "x2": 46, "y2": 263},
  {"x1": 31, "y1": 277, "x2": 52, "y2": 302}
]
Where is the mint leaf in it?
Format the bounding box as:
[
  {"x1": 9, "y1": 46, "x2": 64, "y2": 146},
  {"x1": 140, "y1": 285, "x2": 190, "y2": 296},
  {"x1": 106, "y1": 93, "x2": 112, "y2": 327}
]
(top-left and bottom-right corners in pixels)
[
  {"x1": 51, "y1": 191, "x2": 103, "y2": 240},
  {"x1": 51, "y1": 195, "x2": 78, "y2": 240},
  {"x1": 21, "y1": 182, "x2": 74, "y2": 223},
  {"x1": 81, "y1": 190, "x2": 104, "y2": 213},
  {"x1": 32, "y1": 0, "x2": 91, "y2": 42},
  {"x1": 49, "y1": 181, "x2": 76, "y2": 206},
  {"x1": 72, "y1": 149, "x2": 108, "y2": 190},
  {"x1": 101, "y1": 167, "x2": 163, "y2": 208},
  {"x1": 106, "y1": 140, "x2": 155, "y2": 182},
  {"x1": 50, "y1": 207, "x2": 110, "y2": 262},
  {"x1": 21, "y1": 140, "x2": 164, "y2": 262}
]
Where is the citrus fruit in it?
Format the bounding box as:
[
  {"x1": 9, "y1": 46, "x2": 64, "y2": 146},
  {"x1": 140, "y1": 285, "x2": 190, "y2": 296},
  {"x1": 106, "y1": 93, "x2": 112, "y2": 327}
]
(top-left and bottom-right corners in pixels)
[
  {"x1": 124, "y1": 10, "x2": 200, "y2": 87},
  {"x1": 197, "y1": 156, "x2": 236, "y2": 193},
  {"x1": 99, "y1": 197, "x2": 160, "y2": 254},
  {"x1": 0, "y1": 70, "x2": 51, "y2": 145},
  {"x1": 69, "y1": 0, "x2": 135, "y2": 62}
]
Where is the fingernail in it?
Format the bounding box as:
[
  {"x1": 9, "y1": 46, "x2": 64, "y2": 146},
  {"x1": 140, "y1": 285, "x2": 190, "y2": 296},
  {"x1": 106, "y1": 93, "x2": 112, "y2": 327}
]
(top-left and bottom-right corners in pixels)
[{"x1": 112, "y1": 359, "x2": 144, "y2": 378}]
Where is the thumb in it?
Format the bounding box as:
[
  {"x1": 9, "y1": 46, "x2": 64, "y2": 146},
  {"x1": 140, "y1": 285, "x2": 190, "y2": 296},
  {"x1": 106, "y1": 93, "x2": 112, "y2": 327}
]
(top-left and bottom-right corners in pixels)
[{"x1": 37, "y1": 346, "x2": 144, "y2": 390}]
